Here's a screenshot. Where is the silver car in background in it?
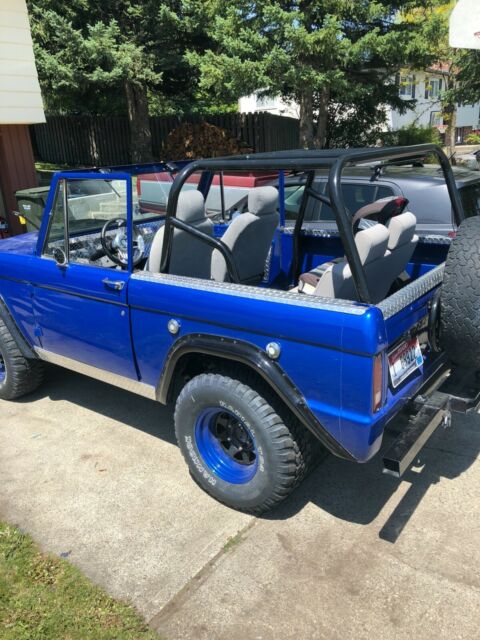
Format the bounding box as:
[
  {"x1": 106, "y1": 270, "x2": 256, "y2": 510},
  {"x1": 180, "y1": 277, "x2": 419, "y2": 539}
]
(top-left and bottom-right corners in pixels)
[{"x1": 283, "y1": 164, "x2": 480, "y2": 237}]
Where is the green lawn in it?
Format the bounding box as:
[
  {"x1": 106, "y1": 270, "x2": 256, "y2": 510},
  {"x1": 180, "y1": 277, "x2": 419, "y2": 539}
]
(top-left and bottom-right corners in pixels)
[{"x1": 0, "y1": 523, "x2": 161, "y2": 640}]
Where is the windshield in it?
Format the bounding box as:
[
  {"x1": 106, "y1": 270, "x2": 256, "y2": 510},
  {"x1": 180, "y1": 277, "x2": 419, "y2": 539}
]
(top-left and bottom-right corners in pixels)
[{"x1": 49, "y1": 173, "x2": 174, "y2": 241}]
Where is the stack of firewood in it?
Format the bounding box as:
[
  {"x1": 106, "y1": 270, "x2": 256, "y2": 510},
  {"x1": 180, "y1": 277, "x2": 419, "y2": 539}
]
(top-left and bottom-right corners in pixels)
[{"x1": 163, "y1": 122, "x2": 251, "y2": 160}]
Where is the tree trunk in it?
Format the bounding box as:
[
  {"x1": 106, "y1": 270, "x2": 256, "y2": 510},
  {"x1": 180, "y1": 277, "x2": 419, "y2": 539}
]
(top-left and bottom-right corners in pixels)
[
  {"x1": 299, "y1": 89, "x2": 314, "y2": 149},
  {"x1": 124, "y1": 79, "x2": 154, "y2": 163},
  {"x1": 443, "y1": 100, "x2": 457, "y2": 163},
  {"x1": 314, "y1": 86, "x2": 330, "y2": 149}
]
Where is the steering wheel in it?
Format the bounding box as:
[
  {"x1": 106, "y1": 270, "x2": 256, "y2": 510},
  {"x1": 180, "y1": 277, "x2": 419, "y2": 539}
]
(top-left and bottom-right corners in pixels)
[{"x1": 100, "y1": 218, "x2": 145, "y2": 268}]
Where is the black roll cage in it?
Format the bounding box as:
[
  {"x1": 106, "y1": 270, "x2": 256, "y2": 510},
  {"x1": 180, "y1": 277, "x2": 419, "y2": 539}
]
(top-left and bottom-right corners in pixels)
[{"x1": 160, "y1": 144, "x2": 465, "y2": 304}]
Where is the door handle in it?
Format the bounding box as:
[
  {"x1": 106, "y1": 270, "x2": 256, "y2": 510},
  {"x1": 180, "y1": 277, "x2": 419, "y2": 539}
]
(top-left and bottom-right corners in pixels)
[{"x1": 102, "y1": 278, "x2": 125, "y2": 291}]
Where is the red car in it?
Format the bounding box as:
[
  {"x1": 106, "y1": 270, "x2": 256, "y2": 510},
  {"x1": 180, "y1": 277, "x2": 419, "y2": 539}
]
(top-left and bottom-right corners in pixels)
[{"x1": 137, "y1": 171, "x2": 279, "y2": 218}]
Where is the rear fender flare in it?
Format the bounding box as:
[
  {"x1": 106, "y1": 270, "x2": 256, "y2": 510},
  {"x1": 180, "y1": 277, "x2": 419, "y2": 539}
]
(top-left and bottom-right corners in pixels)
[{"x1": 157, "y1": 333, "x2": 354, "y2": 461}]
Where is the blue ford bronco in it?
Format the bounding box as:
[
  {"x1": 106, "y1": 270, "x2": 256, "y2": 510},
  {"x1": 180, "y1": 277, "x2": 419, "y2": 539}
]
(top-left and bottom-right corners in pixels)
[{"x1": 1, "y1": 144, "x2": 479, "y2": 514}]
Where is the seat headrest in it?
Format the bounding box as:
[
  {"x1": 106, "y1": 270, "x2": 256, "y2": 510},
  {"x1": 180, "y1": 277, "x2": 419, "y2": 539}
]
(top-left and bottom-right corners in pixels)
[
  {"x1": 248, "y1": 186, "x2": 278, "y2": 216},
  {"x1": 355, "y1": 224, "x2": 389, "y2": 264},
  {"x1": 177, "y1": 190, "x2": 206, "y2": 223},
  {"x1": 386, "y1": 211, "x2": 417, "y2": 250}
]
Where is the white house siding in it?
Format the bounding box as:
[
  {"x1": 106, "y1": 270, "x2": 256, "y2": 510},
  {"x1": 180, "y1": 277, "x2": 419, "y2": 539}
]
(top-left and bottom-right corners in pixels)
[
  {"x1": 388, "y1": 71, "x2": 480, "y2": 133},
  {"x1": 238, "y1": 94, "x2": 299, "y2": 119},
  {"x1": 0, "y1": 0, "x2": 45, "y2": 124},
  {"x1": 457, "y1": 104, "x2": 480, "y2": 128}
]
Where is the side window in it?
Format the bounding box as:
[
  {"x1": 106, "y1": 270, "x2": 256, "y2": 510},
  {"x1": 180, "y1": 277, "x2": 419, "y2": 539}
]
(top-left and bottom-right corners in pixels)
[
  {"x1": 342, "y1": 184, "x2": 394, "y2": 216},
  {"x1": 205, "y1": 173, "x2": 254, "y2": 218},
  {"x1": 304, "y1": 181, "x2": 395, "y2": 223},
  {"x1": 256, "y1": 177, "x2": 396, "y2": 225},
  {"x1": 137, "y1": 173, "x2": 173, "y2": 215},
  {"x1": 43, "y1": 178, "x2": 128, "y2": 263},
  {"x1": 460, "y1": 184, "x2": 480, "y2": 219},
  {"x1": 305, "y1": 181, "x2": 329, "y2": 222},
  {"x1": 376, "y1": 185, "x2": 395, "y2": 201},
  {"x1": 342, "y1": 184, "x2": 378, "y2": 214},
  {"x1": 284, "y1": 184, "x2": 305, "y2": 220}
]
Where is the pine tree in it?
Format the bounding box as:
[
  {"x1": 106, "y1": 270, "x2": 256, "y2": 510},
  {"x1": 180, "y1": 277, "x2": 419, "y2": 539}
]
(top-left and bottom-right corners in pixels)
[
  {"x1": 27, "y1": 0, "x2": 211, "y2": 161},
  {"x1": 189, "y1": 0, "x2": 448, "y2": 148}
]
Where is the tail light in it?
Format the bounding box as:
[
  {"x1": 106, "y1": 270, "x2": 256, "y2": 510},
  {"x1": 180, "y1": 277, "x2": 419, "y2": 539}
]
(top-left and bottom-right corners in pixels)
[
  {"x1": 448, "y1": 230, "x2": 457, "y2": 239},
  {"x1": 372, "y1": 353, "x2": 384, "y2": 413}
]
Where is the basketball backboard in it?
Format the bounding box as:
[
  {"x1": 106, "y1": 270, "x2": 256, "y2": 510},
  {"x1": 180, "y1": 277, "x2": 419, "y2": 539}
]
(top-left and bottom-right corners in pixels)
[{"x1": 449, "y1": 0, "x2": 480, "y2": 49}]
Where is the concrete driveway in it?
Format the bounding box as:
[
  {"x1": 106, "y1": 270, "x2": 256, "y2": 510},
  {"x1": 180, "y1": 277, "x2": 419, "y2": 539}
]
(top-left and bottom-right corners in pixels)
[{"x1": 1, "y1": 365, "x2": 479, "y2": 639}]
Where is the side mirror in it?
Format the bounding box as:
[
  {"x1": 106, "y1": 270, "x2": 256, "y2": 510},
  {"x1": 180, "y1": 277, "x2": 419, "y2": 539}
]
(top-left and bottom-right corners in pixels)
[{"x1": 53, "y1": 247, "x2": 67, "y2": 266}]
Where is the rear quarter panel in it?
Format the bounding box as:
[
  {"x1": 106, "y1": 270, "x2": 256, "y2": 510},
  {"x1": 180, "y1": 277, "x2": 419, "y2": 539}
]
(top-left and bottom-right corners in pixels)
[{"x1": 128, "y1": 273, "x2": 388, "y2": 461}]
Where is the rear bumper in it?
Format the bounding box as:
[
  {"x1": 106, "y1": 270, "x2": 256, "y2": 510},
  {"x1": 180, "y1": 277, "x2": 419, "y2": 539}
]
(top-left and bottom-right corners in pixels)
[{"x1": 383, "y1": 367, "x2": 480, "y2": 478}]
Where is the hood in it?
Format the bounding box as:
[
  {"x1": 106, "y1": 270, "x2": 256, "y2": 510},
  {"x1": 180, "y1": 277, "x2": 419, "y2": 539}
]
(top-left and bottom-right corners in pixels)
[{"x1": 0, "y1": 232, "x2": 38, "y2": 255}]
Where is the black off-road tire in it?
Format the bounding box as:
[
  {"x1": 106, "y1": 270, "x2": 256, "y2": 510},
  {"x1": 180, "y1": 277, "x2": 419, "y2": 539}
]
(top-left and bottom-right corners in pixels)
[
  {"x1": 0, "y1": 317, "x2": 45, "y2": 400},
  {"x1": 174, "y1": 373, "x2": 318, "y2": 514},
  {"x1": 441, "y1": 217, "x2": 480, "y2": 369}
]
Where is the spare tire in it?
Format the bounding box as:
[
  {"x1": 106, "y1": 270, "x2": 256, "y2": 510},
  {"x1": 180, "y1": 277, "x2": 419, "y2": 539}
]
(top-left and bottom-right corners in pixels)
[{"x1": 441, "y1": 216, "x2": 480, "y2": 369}]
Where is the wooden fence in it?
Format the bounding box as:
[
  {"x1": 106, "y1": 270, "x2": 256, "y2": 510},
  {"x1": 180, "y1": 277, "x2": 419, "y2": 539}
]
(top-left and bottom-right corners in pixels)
[{"x1": 30, "y1": 112, "x2": 300, "y2": 166}]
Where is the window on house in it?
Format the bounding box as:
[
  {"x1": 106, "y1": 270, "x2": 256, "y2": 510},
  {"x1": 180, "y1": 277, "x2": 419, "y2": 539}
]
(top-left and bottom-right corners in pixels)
[
  {"x1": 430, "y1": 111, "x2": 443, "y2": 127},
  {"x1": 399, "y1": 74, "x2": 415, "y2": 98},
  {"x1": 255, "y1": 94, "x2": 277, "y2": 110},
  {"x1": 425, "y1": 77, "x2": 442, "y2": 99}
]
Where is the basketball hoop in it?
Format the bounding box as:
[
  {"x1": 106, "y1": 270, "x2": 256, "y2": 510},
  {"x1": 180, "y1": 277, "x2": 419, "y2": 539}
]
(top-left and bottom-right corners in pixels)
[
  {"x1": 437, "y1": 125, "x2": 447, "y2": 134},
  {"x1": 450, "y1": 0, "x2": 480, "y2": 49}
]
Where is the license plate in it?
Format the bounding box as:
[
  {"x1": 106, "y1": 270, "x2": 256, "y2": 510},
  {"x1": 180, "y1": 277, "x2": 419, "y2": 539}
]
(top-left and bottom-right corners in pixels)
[{"x1": 388, "y1": 337, "x2": 423, "y2": 388}]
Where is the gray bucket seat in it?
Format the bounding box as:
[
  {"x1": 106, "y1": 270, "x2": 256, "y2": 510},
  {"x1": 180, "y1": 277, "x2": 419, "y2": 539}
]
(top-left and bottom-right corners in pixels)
[
  {"x1": 147, "y1": 190, "x2": 213, "y2": 278},
  {"x1": 305, "y1": 212, "x2": 417, "y2": 303},
  {"x1": 211, "y1": 186, "x2": 279, "y2": 285},
  {"x1": 314, "y1": 224, "x2": 390, "y2": 303},
  {"x1": 380, "y1": 211, "x2": 418, "y2": 292}
]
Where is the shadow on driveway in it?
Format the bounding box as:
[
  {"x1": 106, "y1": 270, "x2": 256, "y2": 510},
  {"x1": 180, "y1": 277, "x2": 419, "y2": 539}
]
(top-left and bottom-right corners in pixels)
[
  {"x1": 23, "y1": 365, "x2": 480, "y2": 543},
  {"x1": 267, "y1": 410, "x2": 480, "y2": 543},
  {"x1": 21, "y1": 363, "x2": 177, "y2": 445}
]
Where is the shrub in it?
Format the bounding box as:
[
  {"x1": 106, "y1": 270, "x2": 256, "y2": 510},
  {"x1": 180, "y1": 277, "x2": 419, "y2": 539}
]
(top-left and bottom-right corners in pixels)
[
  {"x1": 379, "y1": 125, "x2": 441, "y2": 147},
  {"x1": 465, "y1": 132, "x2": 480, "y2": 145},
  {"x1": 396, "y1": 125, "x2": 442, "y2": 146}
]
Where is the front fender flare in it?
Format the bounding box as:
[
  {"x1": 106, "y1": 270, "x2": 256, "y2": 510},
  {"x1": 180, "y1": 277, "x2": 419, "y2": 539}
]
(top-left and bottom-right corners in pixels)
[
  {"x1": 157, "y1": 333, "x2": 354, "y2": 461},
  {"x1": 0, "y1": 296, "x2": 37, "y2": 359}
]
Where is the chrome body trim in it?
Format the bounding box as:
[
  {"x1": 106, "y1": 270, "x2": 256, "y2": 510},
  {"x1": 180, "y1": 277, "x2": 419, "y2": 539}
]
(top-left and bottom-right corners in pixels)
[
  {"x1": 34, "y1": 347, "x2": 157, "y2": 400},
  {"x1": 377, "y1": 263, "x2": 445, "y2": 319},
  {"x1": 282, "y1": 226, "x2": 338, "y2": 238},
  {"x1": 132, "y1": 271, "x2": 369, "y2": 315},
  {"x1": 262, "y1": 245, "x2": 273, "y2": 283}
]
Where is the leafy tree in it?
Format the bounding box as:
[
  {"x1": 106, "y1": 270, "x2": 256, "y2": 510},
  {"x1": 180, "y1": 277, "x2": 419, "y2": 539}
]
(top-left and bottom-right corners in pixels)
[
  {"x1": 405, "y1": 2, "x2": 460, "y2": 156},
  {"x1": 453, "y1": 49, "x2": 480, "y2": 132},
  {"x1": 403, "y1": 2, "x2": 480, "y2": 156},
  {"x1": 455, "y1": 51, "x2": 480, "y2": 105},
  {"x1": 190, "y1": 0, "x2": 448, "y2": 149},
  {"x1": 27, "y1": 1, "x2": 212, "y2": 161}
]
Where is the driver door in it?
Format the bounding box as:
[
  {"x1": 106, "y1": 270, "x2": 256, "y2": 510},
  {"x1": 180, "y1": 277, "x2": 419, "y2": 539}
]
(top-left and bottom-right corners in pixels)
[{"x1": 32, "y1": 175, "x2": 138, "y2": 379}]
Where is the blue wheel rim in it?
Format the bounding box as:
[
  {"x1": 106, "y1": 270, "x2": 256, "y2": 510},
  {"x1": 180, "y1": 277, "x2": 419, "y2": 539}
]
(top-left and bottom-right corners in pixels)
[
  {"x1": 194, "y1": 407, "x2": 258, "y2": 484},
  {"x1": 0, "y1": 351, "x2": 5, "y2": 384}
]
